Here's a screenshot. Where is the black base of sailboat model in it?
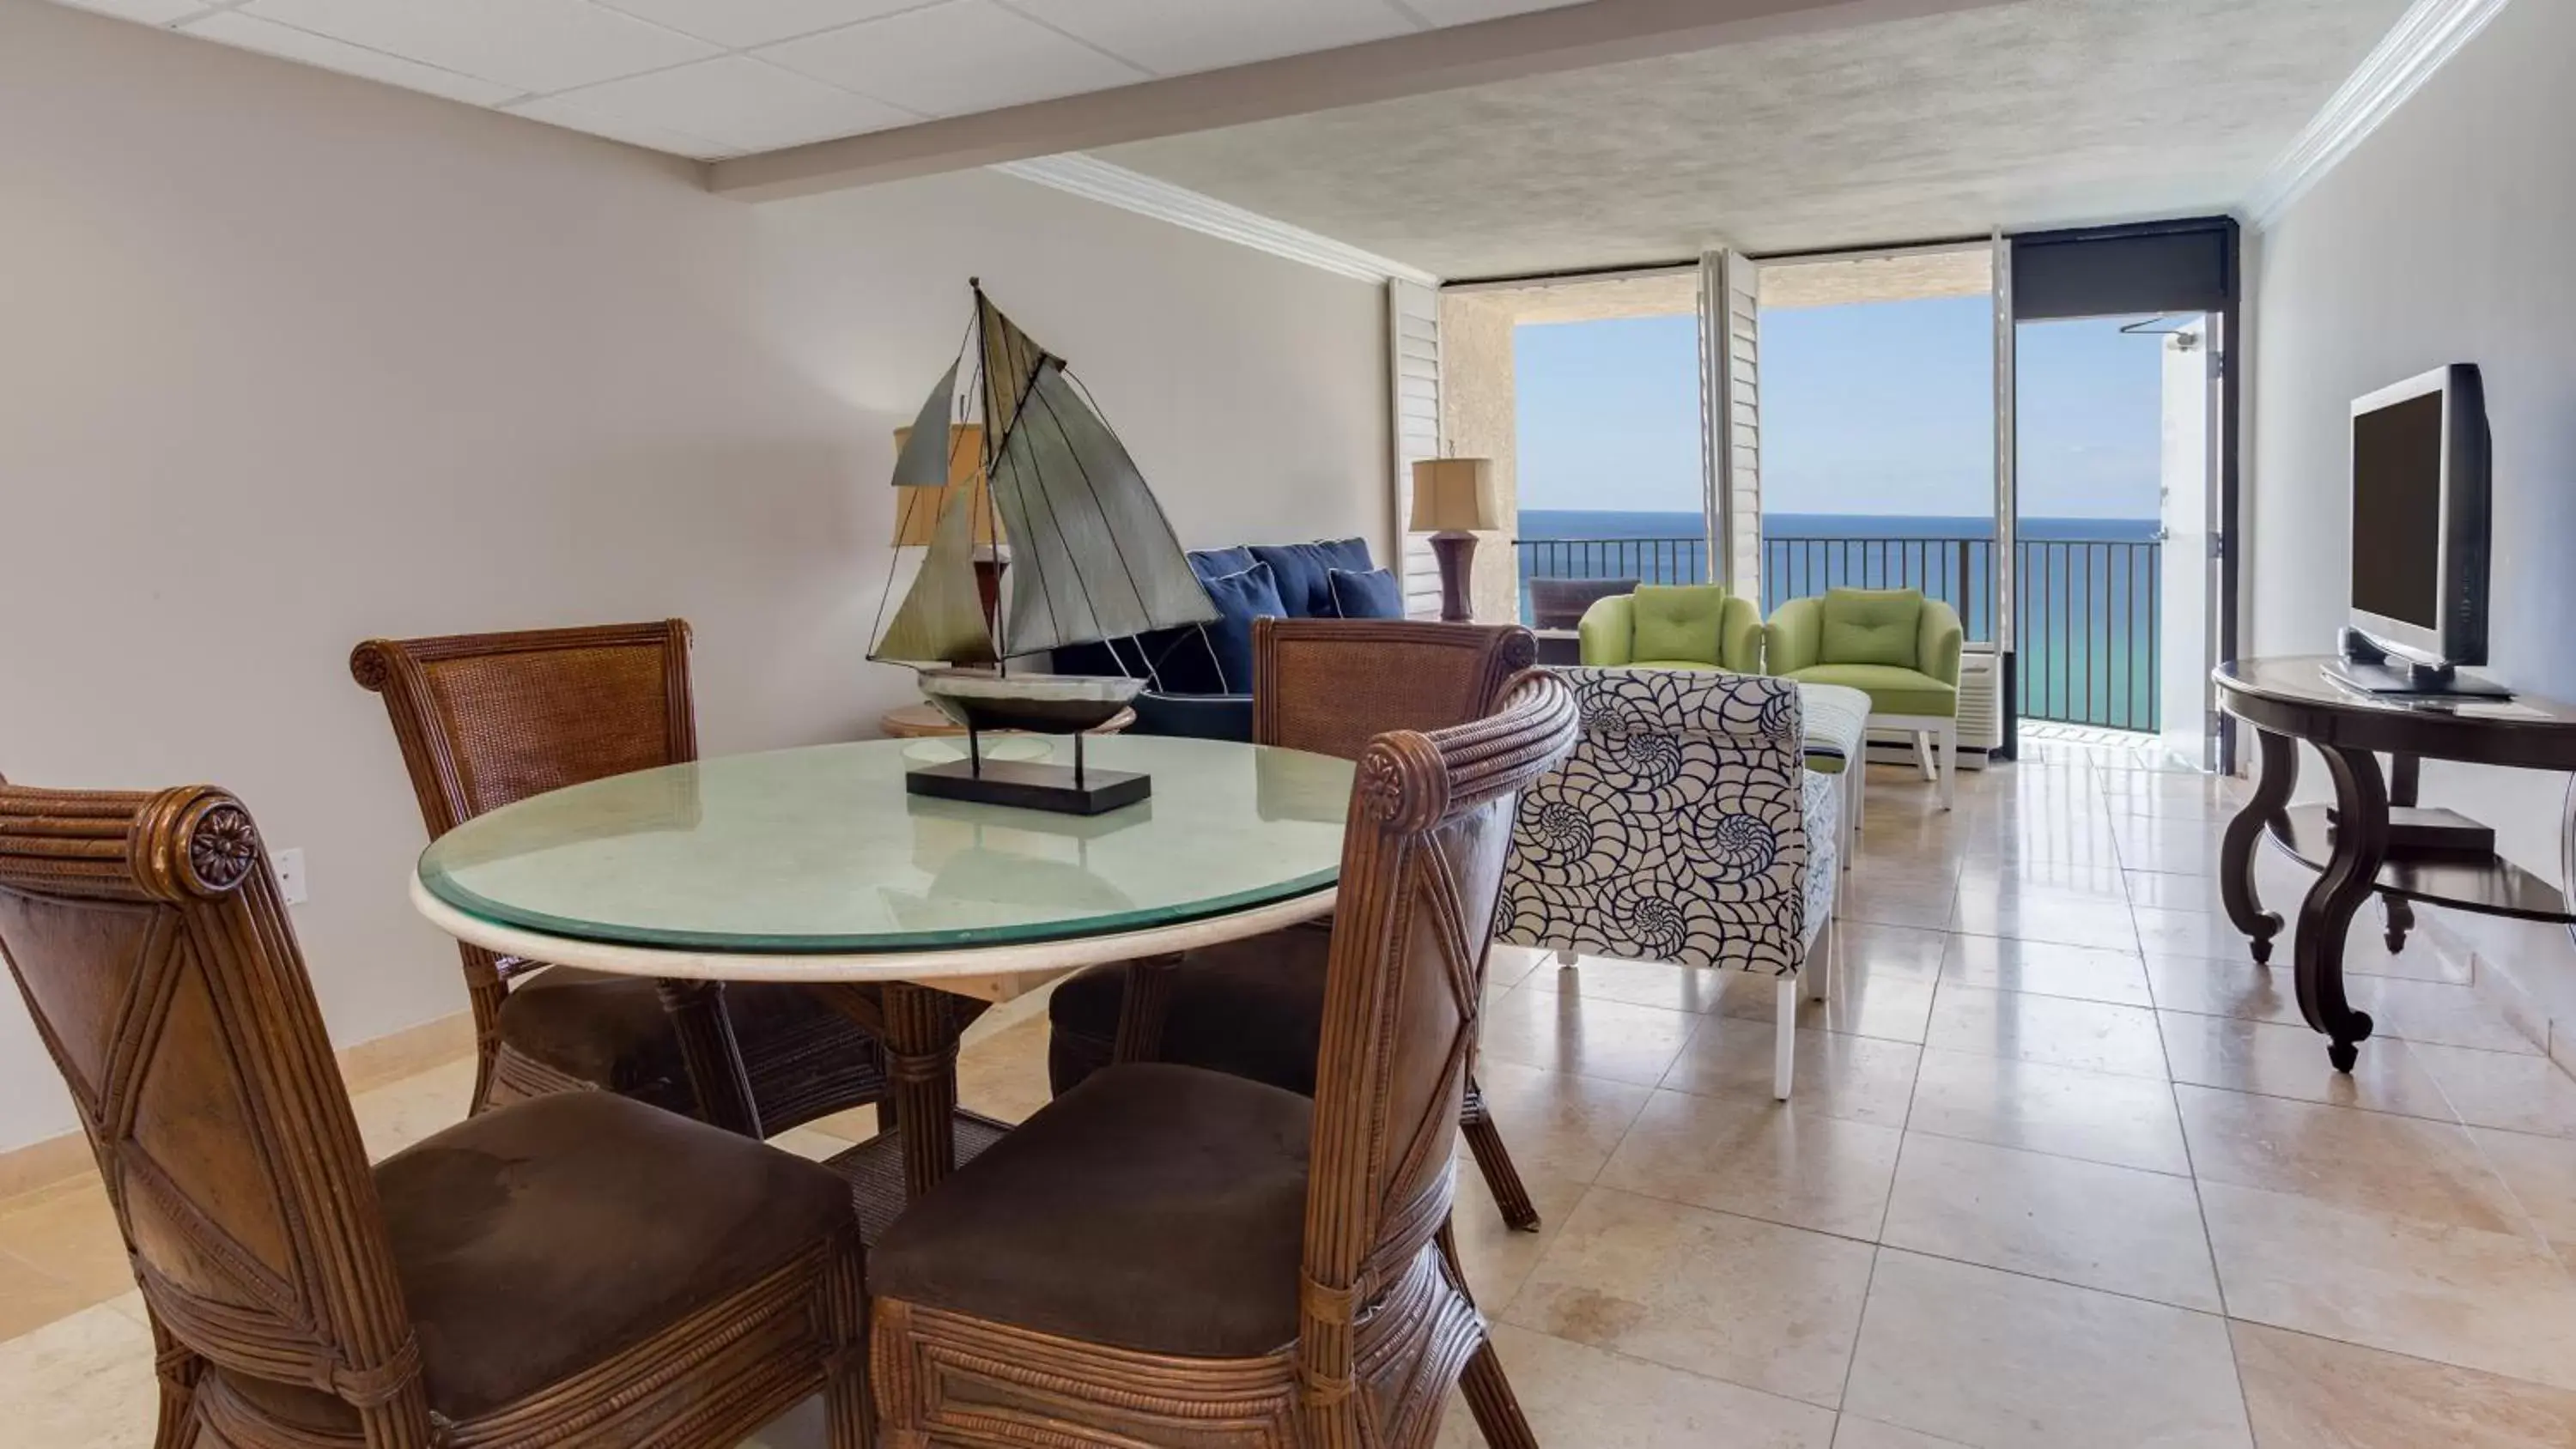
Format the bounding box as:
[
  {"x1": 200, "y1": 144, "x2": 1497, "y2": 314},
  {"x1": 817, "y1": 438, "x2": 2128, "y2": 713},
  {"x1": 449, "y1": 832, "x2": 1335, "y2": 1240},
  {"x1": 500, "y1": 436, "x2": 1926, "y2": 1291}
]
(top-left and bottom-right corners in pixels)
[{"x1": 904, "y1": 734, "x2": 1149, "y2": 816}]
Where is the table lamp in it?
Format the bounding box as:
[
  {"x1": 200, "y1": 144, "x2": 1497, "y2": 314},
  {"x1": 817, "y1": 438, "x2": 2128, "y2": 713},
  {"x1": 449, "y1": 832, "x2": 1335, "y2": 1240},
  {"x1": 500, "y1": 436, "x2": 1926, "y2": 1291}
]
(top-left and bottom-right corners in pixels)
[
  {"x1": 1409, "y1": 457, "x2": 1498, "y2": 622},
  {"x1": 892, "y1": 422, "x2": 1005, "y2": 630}
]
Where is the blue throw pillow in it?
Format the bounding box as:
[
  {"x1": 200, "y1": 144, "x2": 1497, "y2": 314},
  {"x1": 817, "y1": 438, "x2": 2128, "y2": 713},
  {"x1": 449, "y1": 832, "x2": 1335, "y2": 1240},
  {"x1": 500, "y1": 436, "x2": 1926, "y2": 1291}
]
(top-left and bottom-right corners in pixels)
[
  {"x1": 1250, "y1": 537, "x2": 1374, "y2": 617},
  {"x1": 1198, "y1": 562, "x2": 1285, "y2": 694},
  {"x1": 1327, "y1": 567, "x2": 1404, "y2": 619},
  {"x1": 1188, "y1": 546, "x2": 1255, "y2": 582}
]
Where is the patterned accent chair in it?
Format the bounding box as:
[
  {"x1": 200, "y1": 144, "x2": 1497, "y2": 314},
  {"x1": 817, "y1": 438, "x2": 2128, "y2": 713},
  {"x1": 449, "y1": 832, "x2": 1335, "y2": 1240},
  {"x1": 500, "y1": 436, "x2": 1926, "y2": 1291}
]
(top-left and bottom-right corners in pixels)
[{"x1": 1499, "y1": 669, "x2": 1841, "y2": 1099}]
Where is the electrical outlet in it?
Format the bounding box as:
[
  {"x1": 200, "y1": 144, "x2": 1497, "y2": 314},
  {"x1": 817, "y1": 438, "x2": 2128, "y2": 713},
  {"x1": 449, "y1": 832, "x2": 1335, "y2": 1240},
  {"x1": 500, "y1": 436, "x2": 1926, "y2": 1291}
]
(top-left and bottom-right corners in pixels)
[{"x1": 273, "y1": 847, "x2": 309, "y2": 906}]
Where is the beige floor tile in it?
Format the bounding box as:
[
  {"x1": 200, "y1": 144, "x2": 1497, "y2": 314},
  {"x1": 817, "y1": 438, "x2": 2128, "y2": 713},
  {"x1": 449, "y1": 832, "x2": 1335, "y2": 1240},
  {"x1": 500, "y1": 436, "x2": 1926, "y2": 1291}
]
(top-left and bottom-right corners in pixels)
[
  {"x1": 1905, "y1": 1046, "x2": 2191, "y2": 1175},
  {"x1": 1843, "y1": 1249, "x2": 2251, "y2": 1449},
  {"x1": 2364, "y1": 976, "x2": 2543, "y2": 1056},
  {"x1": 1838, "y1": 875, "x2": 1960, "y2": 931},
  {"x1": 1830, "y1": 922, "x2": 1953, "y2": 985},
  {"x1": 1433, "y1": 1323, "x2": 1837, "y2": 1449},
  {"x1": 2144, "y1": 952, "x2": 2306, "y2": 1025},
  {"x1": 2133, "y1": 905, "x2": 2267, "y2": 961},
  {"x1": 2159, "y1": 1012, "x2": 2457, "y2": 1120},
  {"x1": 1597, "y1": 1089, "x2": 1902, "y2": 1240},
  {"x1": 1938, "y1": 934, "x2": 2153, "y2": 1007},
  {"x1": 1479, "y1": 986, "x2": 1700, "y2": 1088},
  {"x1": 2111, "y1": 818, "x2": 2228, "y2": 875},
  {"x1": 2125, "y1": 868, "x2": 2233, "y2": 912},
  {"x1": 1522, "y1": 955, "x2": 1736, "y2": 1015},
  {"x1": 0, "y1": 1251, "x2": 98, "y2": 1344},
  {"x1": 1503, "y1": 1186, "x2": 1876, "y2": 1408},
  {"x1": 1660, "y1": 1017, "x2": 1921, "y2": 1128},
  {"x1": 2410, "y1": 1042, "x2": 2576, "y2": 1140},
  {"x1": 1831, "y1": 1416, "x2": 1976, "y2": 1448},
  {"x1": 1450, "y1": 1169, "x2": 1591, "y2": 1311},
  {"x1": 2174, "y1": 1082, "x2": 2524, "y2": 1234},
  {"x1": 2231, "y1": 1320, "x2": 2576, "y2": 1449},
  {"x1": 955, "y1": 1015, "x2": 1055, "y2": 1125},
  {"x1": 1714, "y1": 969, "x2": 1936, "y2": 1046},
  {"x1": 1487, "y1": 943, "x2": 1552, "y2": 991},
  {"x1": 765, "y1": 1127, "x2": 849, "y2": 1162},
  {"x1": 0, "y1": 1300, "x2": 160, "y2": 1447},
  {"x1": 2339, "y1": 930, "x2": 2476, "y2": 982},
  {"x1": 1468, "y1": 1058, "x2": 1655, "y2": 1183},
  {"x1": 1947, "y1": 891, "x2": 2143, "y2": 952},
  {"x1": 350, "y1": 1056, "x2": 478, "y2": 1161},
  {"x1": 2200, "y1": 1180, "x2": 2576, "y2": 1391},
  {"x1": 0, "y1": 1179, "x2": 131, "y2": 1306},
  {"x1": 1955, "y1": 858, "x2": 2133, "y2": 898},
  {"x1": 1925, "y1": 985, "x2": 2169, "y2": 1079},
  {"x1": 1880, "y1": 1131, "x2": 2221, "y2": 1310},
  {"x1": 2470, "y1": 1126, "x2": 2576, "y2": 1255}
]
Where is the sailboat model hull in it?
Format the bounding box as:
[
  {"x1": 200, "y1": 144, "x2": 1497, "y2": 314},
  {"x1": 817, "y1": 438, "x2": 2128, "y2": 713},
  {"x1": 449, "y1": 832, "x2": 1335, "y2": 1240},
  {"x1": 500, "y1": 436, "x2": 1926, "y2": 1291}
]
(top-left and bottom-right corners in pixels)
[{"x1": 914, "y1": 668, "x2": 1145, "y2": 735}]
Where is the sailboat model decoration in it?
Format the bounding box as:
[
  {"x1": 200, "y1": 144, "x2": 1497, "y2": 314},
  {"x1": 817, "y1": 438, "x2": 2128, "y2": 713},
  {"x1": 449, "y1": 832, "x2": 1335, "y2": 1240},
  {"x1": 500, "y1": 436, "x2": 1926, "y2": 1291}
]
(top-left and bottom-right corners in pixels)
[{"x1": 871, "y1": 281, "x2": 1218, "y2": 815}]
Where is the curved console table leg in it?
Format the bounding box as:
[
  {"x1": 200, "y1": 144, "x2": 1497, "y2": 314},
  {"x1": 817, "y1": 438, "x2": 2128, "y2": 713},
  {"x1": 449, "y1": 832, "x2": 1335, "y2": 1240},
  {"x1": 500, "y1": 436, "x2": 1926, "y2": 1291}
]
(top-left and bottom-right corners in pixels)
[
  {"x1": 2296, "y1": 744, "x2": 2385, "y2": 1073},
  {"x1": 2221, "y1": 728, "x2": 2298, "y2": 964},
  {"x1": 2383, "y1": 752, "x2": 2420, "y2": 953},
  {"x1": 2382, "y1": 896, "x2": 2416, "y2": 955}
]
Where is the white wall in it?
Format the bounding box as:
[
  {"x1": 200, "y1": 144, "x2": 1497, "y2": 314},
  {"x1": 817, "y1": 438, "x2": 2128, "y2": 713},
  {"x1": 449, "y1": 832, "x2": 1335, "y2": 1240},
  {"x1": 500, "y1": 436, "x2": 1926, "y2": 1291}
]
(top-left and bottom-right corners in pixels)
[
  {"x1": 0, "y1": 0, "x2": 1388, "y2": 1152},
  {"x1": 2248, "y1": 0, "x2": 2576, "y2": 1038}
]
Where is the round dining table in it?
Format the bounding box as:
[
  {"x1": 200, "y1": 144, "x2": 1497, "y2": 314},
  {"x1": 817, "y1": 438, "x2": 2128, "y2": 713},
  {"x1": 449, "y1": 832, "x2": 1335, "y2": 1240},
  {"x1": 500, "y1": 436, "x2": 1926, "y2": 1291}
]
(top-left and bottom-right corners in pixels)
[{"x1": 410, "y1": 732, "x2": 1353, "y2": 1238}]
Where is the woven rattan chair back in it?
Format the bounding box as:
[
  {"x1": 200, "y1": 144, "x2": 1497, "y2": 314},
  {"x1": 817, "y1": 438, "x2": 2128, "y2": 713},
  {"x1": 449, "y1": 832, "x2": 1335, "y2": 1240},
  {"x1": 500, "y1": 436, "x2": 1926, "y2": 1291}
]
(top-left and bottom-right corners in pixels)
[
  {"x1": 0, "y1": 781, "x2": 433, "y2": 1442},
  {"x1": 1252, "y1": 619, "x2": 1536, "y2": 762},
  {"x1": 1295, "y1": 670, "x2": 1577, "y2": 1438}
]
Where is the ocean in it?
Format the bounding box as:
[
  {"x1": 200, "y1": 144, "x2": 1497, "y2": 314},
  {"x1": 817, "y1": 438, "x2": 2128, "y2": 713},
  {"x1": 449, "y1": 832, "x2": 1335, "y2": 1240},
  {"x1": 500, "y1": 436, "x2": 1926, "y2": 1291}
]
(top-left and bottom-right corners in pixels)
[{"x1": 1515, "y1": 510, "x2": 2168, "y2": 731}]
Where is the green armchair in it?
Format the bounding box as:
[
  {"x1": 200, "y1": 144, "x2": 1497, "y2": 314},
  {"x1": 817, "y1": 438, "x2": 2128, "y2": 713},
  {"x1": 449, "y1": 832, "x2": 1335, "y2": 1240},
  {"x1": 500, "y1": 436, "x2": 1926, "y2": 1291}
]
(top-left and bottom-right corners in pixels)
[
  {"x1": 1765, "y1": 586, "x2": 1964, "y2": 809},
  {"x1": 1577, "y1": 584, "x2": 1764, "y2": 673}
]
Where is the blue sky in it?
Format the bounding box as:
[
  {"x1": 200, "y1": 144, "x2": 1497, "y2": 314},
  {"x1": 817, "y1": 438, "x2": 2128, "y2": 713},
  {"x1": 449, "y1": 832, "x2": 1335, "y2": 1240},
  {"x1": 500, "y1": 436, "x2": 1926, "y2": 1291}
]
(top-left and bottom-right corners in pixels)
[{"x1": 1514, "y1": 296, "x2": 2172, "y2": 520}]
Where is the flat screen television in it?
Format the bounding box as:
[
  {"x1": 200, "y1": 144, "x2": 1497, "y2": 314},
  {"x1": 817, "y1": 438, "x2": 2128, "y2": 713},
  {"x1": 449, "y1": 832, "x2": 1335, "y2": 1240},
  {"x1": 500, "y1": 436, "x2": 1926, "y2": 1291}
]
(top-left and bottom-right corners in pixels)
[{"x1": 2348, "y1": 363, "x2": 2489, "y2": 671}]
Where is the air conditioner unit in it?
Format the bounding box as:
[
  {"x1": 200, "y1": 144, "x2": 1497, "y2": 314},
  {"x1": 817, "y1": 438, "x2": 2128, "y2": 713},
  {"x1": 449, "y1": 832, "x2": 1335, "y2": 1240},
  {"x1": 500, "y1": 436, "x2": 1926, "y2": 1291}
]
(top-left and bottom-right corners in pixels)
[
  {"x1": 1862, "y1": 645, "x2": 2001, "y2": 771},
  {"x1": 1956, "y1": 646, "x2": 2003, "y2": 759}
]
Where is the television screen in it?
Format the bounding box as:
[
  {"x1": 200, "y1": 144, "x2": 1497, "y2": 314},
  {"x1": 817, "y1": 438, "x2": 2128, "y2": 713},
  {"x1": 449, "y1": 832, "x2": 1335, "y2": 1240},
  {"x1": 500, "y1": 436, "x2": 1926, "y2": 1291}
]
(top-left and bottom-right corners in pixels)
[{"x1": 2351, "y1": 391, "x2": 2445, "y2": 631}]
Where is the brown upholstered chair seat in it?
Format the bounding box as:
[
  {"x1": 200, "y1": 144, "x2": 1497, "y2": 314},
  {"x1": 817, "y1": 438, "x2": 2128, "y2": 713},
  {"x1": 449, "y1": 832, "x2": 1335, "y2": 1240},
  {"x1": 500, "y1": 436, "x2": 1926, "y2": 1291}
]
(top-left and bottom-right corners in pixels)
[
  {"x1": 872, "y1": 1063, "x2": 1312, "y2": 1359},
  {"x1": 219, "y1": 1092, "x2": 853, "y2": 1433},
  {"x1": 1047, "y1": 925, "x2": 1331, "y2": 1099},
  {"x1": 496, "y1": 965, "x2": 855, "y2": 1106}
]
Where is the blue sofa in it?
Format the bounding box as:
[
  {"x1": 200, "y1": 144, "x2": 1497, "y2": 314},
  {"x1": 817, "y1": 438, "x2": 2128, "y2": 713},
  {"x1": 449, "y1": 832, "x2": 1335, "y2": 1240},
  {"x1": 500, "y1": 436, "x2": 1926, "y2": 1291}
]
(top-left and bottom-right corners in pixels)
[{"x1": 1051, "y1": 537, "x2": 1391, "y2": 739}]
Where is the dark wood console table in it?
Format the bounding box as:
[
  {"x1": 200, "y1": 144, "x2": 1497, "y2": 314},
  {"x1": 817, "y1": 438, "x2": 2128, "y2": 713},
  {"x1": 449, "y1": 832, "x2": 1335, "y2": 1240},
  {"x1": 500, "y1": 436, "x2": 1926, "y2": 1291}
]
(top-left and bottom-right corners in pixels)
[{"x1": 2214, "y1": 658, "x2": 2576, "y2": 1072}]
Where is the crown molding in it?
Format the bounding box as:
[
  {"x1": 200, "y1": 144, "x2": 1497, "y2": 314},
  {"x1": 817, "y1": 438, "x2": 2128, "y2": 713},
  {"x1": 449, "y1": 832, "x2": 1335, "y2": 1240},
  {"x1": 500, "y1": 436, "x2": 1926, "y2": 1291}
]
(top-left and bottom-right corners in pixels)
[
  {"x1": 992, "y1": 155, "x2": 1441, "y2": 288},
  {"x1": 2245, "y1": 0, "x2": 2512, "y2": 229}
]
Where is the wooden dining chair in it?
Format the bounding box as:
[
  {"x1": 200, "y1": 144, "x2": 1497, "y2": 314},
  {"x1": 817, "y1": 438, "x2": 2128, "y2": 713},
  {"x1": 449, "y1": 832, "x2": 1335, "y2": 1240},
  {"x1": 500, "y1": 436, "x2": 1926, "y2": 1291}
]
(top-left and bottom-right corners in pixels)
[
  {"x1": 1045, "y1": 619, "x2": 1550, "y2": 1229},
  {"x1": 870, "y1": 669, "x2": 1578, "y2": 1447},
  {"x1": 0, "y1": 780, "x2": 870, "y2": 1449},
  {"x1": 352, "y1": 620, "x2": 890, "y2": 1131}
]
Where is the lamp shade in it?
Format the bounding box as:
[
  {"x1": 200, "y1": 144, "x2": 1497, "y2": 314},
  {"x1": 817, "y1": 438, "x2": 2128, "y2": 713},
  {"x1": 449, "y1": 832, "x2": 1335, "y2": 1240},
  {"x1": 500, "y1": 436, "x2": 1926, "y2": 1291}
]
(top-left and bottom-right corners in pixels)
[
  {"x1": 1409, "y1": 457, "x2": 1498, "y2": 532},
  {"x1": 891, "y1": 423, "x2": 999, "y2": 548}
]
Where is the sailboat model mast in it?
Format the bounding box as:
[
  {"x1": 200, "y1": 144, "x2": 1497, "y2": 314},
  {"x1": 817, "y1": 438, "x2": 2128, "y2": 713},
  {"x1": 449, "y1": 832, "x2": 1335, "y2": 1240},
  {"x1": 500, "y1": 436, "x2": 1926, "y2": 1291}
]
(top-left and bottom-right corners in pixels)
[{"x1": 872, "y1": 281, "x2": 1218, "y2": 813}]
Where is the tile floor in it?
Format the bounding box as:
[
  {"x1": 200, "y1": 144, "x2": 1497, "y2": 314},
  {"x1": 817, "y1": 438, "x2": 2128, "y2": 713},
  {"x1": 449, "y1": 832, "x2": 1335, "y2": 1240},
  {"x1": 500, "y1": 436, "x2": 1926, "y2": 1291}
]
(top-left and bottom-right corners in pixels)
[{"x1": 10, "y1": 746, "x2": 2576, "y2": 1446}]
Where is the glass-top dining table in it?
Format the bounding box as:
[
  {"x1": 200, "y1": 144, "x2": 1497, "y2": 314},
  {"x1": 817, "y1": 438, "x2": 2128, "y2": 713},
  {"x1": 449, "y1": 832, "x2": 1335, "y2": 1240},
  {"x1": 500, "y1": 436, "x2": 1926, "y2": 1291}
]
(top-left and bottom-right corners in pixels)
[{"x1": 411, "y1": 732, "x2": 1355, "y2": 1236}]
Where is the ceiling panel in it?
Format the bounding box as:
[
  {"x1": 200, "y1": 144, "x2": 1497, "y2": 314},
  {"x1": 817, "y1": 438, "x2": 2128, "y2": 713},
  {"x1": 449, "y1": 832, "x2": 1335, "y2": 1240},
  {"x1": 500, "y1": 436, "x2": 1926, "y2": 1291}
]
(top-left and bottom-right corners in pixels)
[
  {"x1": 1006, "y1": 0, "x2": 1415, "y2": 78},
  {"x1": 1400, "y1": 0, "x2": 1589, "y2": 26},
  {"x1": 182, "y1": 12, "x2": 524, "y2": 107},
  {"x1": 541, "y1": 56, "x2": 915, "y2": 154},
  {"x1": 589, "y1": 0, "x2": 923, "y2": 52},
  {"x1": 505, "y1": 94, "x2": 742, "y2": 159},
  {"x1": 55, "y1": 0, "x2": 203, "y2": 22},
  {"x1": 237, "y1": 0, "x2": 720, "y2": 95},
  {"x1": 760, "y1": 0, "x2": 1145, "y2": 118}
]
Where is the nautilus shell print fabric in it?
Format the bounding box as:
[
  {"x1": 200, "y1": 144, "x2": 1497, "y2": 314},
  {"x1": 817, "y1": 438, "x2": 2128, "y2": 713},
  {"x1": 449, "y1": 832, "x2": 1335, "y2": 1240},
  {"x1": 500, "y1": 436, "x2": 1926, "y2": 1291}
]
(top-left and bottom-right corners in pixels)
[{"x1": 1500, "y1": 668, "x2": 1819, "y2": 975}]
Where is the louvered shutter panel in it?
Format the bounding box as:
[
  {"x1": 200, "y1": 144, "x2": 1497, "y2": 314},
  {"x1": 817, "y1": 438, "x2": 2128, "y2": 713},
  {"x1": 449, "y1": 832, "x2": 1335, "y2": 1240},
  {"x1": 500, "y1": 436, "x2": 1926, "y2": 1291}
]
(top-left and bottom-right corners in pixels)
[{"x1": 1388, "y1": 279, "x2": 1443, "y2": 620}]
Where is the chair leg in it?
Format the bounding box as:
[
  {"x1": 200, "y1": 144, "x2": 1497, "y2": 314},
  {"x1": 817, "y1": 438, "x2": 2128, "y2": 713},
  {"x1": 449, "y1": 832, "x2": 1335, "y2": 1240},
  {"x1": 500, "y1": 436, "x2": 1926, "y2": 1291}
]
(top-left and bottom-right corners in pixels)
[
  {"x1": 1461, "y1": 1078, "x2": 1541, "y2": 1233},
  {"x1": 1941, "y1": 721, "x2": 1958, "y2": 810},
  {"x1": 823, "y1": 1235, "x2": 872, "y2": 1449},
  {"x1": 1774, "y1": 976, "x2": 1799, "y2": 1100},
  {"x1": 1438, "y1": 1222, "x2": 1539, "y2": 1449},
  {"x1": 1807, "y1": 919, "x2": 1832, "y2": 1005},
  {"x1": 1915, "y1": 730, "x2": 1937, "y2": 781},
  {"x1": 1554, "y1": 948, "x2": 1578, "y2": 967}
]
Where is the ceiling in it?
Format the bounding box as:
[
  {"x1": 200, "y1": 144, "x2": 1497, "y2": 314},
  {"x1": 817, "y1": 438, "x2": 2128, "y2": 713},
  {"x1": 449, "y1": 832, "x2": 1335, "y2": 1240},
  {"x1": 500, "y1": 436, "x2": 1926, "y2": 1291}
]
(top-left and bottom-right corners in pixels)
[
  {"x1": 52, "y1": 0, "x2": 1589, "y2": 159},
  {"x1": 1099, "y1": 0, "x2": 2415, "y2": 277}
]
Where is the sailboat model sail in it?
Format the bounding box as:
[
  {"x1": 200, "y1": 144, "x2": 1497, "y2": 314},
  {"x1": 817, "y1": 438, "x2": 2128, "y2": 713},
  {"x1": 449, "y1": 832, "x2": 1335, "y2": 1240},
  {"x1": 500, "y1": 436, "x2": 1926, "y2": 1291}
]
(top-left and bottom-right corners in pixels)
[{"x1": 867, "y1": 482, "x2": 996, "y2": 666}]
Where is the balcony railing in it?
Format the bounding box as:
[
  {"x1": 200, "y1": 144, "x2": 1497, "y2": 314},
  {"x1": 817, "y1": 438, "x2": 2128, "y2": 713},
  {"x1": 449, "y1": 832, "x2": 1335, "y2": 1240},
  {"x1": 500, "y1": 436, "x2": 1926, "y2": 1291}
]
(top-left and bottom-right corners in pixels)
[{"x1": 1513, "y1": 532, "x2": 2163, "y2": 734}]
